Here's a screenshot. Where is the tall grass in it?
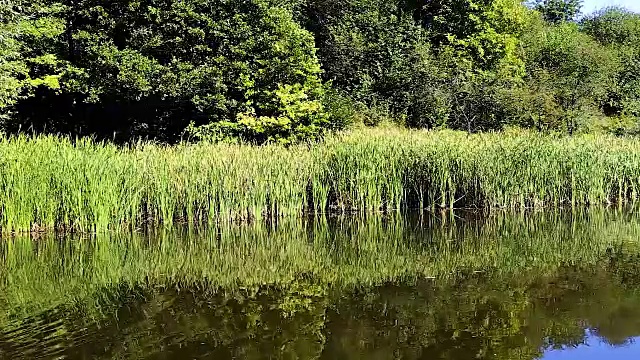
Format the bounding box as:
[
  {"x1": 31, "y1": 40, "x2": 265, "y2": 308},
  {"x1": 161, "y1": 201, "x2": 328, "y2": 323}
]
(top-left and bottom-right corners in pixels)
[{"x1": 3, "y1": 128, "x2": 640, "y2": 231}]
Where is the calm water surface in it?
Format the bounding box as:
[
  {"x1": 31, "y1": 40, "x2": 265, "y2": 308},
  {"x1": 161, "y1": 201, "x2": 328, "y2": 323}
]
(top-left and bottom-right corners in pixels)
[{"x1": 2, "y1": 211, "x2": 640, "y2": 359}]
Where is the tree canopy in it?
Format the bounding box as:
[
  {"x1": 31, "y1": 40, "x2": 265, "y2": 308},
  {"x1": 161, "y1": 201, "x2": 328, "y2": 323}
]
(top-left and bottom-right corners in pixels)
[
  {"x1": 1, "y1": 0, "x2": 640, "y2": 141},
  {"x1": 531, "y1": 0, "x2": 582, "y2": 23}
]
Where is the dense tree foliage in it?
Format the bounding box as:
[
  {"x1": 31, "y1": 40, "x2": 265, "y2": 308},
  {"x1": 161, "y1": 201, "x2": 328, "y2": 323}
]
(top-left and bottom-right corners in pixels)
[
  {"x1": 1, "y1": 0, "x2": 640, "y2": 141},
  {"x1": 515, "y1": 19, "x2": 620, "y2": 132},
  {"x1": 582, "y1": 8, "x2": 640, "y2": 133},
  {"x1": 298, "y1": 0, "x2": 528, "y2": 130},
  {"x1": 0, "y1": 2, "x2": 22, "y2": 112},
  {"x1": 5, "y1": 0, "x2": 329, "y2": 142},
  {"x1": 0, "y1": 1, "x2": 62, "y2": 121},
  {"x1": 531, "y1": 0, "x2": 582, "y2": 23}
]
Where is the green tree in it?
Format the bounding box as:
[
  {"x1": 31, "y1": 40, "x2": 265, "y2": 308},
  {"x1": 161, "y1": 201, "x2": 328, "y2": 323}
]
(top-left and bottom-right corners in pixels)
[
  {"x1": 530, "y1": 0, "x2": 582, "y2": 23},
  {"x1": 582, "y1": 8, "x2": 640, "y2": 122},
  {"x1": 300, "y1": 0, "x2": 529, "y2": 131},
  {"x1": 301, "y1": 0, "x2": 430, "y2": 104},
  {"x1": 13, "y1": 0, "x2": 329, "y2": 143},
  {"x1": 582, "y1": 7, "x2": 640, "y2": 46},
  {"x1": 517, "y1": 19, "x2": 620, "y2": 132},
  {"x1": 0, "y1": 1, "x2": 63, "y2": 121},
  {"x1": 0, "y1": 3, "x2": 24, "y2": 115},
  {"x1": 406, "y1": 0, "x2": 529, "y2": 74}
]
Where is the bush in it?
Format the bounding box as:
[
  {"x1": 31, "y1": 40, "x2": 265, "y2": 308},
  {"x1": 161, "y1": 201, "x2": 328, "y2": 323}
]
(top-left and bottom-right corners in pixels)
[
  {"x1": 582, "y1": 8, "x2": 640, "y2": 118},
  {"x1": 12, "y1": 0, "x2": 329, "y2": 143},
  {"x1": 302, "y1": 0, "x2": 430, "y2": 105},
  {"x1": 516, "y1": 19, "x2": 621, "y2": 132},
  {"x1": 582, "y1": 7, "x2": 640, "y2": 46}
]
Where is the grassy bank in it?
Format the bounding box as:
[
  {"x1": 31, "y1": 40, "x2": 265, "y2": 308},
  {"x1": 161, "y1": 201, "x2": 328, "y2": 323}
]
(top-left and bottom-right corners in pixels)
[{"x1": 3, "y1": 127, "x2": 640, "y2": 232}]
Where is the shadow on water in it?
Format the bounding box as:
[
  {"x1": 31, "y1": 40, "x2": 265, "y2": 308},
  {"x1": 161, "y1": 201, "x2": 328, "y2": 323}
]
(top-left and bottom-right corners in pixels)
[{"x1": 2, "y1": 209, "x2": 640, "y2": 359}]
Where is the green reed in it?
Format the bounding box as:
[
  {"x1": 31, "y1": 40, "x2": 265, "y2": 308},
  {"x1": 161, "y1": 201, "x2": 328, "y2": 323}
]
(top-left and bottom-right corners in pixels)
[{"x1": 3, "y1": 128, "x2": 640, "y2": 231}]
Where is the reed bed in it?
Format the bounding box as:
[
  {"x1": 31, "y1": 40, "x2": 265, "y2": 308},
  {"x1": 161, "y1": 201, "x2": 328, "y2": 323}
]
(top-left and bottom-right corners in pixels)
[{"x1": 3, "y1": 128, "x2": 640, "y2": 232}]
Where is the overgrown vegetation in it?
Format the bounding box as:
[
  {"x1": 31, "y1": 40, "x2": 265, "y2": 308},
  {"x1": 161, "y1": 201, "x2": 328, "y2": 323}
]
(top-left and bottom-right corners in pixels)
[
  {"x1": 1, "y1": 1, "x2": 640, "y2": 142},
  {"x1": 4, "y1": 128, "x2": 640, "y2": 232}
]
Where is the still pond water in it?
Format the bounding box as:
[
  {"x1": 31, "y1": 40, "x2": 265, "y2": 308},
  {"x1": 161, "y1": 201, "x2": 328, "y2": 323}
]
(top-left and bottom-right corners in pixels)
[{"x1": 2, "y1": 210, "x2": 640, "y2": 359}]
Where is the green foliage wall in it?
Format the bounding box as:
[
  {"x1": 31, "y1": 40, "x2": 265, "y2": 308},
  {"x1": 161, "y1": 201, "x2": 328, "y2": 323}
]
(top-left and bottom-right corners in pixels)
[
  {"x1": 583, "y1": 8, "x2": 640, "y2": 122},
  {"x1": 0, "y1": 3, "x2": 23, "y2": 113},
  {"x1": 0, "y1": 1, "x2": 63, "y2": 120},
  {"x1": 3, "y1": 0, "x2": 640, "y2": 140},
  {"x1": 299, "y1": 0, "x2": 530, "y2": 131},
  {"x1": 9, "y1": 0, "x2": 328, "y2": 142},
  {"x1": 513, "y1": 19, "x2": 620, "y2": 131}
]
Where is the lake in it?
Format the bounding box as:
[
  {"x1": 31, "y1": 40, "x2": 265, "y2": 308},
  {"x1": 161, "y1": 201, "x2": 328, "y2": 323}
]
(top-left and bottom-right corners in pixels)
[{"x1": 2, "y1": 210, "x2": 640, "y2": 359}]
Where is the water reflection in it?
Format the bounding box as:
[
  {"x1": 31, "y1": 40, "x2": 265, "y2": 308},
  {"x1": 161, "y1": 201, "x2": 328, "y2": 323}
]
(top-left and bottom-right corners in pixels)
[
  {"x1": 1, "y1": 210, "x2": 640, "y2": 359},
  {"x1": 3, "y1": 271, "x2": 640, "y2": 359}
]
